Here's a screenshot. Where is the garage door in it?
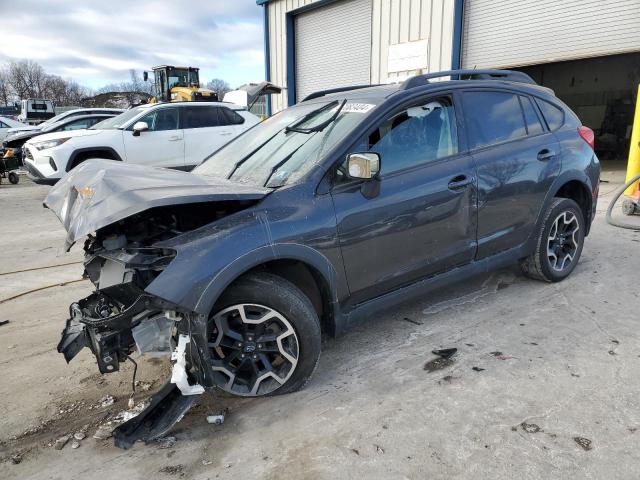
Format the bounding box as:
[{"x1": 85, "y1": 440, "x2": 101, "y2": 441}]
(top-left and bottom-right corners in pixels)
[
  {"x1": 295, "y1": 0, "x2": 372, "y2": 102},
  {"x1": 462, "y1": 0, "x2": 640, "y2": 69}
]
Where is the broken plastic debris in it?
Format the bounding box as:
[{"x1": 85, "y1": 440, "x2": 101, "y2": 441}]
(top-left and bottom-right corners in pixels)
[
  {"x1": 170, "y1": 335, "x2": 205, "y2": 395},
  {"x1": 432, "y1": 348, "x2": 457, "y2": 359},
  {"x1": 71, "y1": 440, "x2": 81, "y2": 449},
  {"x1": 206, "y1": 412, "x2": 226, "y2": 425},
  {"x1": 73, "y1": 431, "x2": 86, "y2": 441},
  {"x1": 54, "y1": 434, "x2": 71, "y2": 450}
]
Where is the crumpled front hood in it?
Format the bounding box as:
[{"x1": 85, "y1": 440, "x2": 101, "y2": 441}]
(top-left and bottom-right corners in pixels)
[{"x1": 44, "y1": 159, "x2": 271, "y2": 250}]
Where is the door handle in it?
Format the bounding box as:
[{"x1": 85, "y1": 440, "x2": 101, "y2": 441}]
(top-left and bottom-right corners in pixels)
[
  {"x1": 448, "y1": 174, "x2": 474, "y2": 191},
  {"x1": 168, "y1": 135, "x2": 181, "y2": 141},
  {"x1": 537, "y1": 148, "x2": 555, "y2": 161},
  {"x1": 220, "y1": 131, "x2": 233, "y2": 136}
]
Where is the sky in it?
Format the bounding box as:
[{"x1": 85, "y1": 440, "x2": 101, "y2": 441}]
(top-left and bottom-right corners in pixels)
[{"x1": 0, "y1": 0, "x2": 265, "y2": 90}]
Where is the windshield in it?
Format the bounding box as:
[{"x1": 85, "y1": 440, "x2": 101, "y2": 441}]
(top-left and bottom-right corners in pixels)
[
  {"x1": 194, "y1": 100, "x2": 377, "y2": 187},
  {"x1": 90, "y1": 106, "x2": 147, "y2": 130}
]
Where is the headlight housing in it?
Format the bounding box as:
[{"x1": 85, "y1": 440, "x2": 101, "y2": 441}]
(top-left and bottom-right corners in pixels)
[{"x1": 32, "y1": 138, "x2": 71, "y2": 151}]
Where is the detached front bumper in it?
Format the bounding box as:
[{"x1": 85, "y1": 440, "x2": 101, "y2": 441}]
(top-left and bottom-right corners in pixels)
[{"x1": 58, "y1": 283, "x2": 216, "y2": 448}]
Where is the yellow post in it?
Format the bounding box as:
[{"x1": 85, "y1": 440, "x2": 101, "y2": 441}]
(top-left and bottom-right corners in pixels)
[{"x1": 624, "y1": 84, "x2": 640, "y2": 196}]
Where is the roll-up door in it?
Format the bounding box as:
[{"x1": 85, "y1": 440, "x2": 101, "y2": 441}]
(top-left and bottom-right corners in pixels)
[
  {"x1": 294, "y1": 0, "x2": 372, "y2": 102},
  {"x1": 462, "y1": 0, "x2": 640, "y2": 69}
]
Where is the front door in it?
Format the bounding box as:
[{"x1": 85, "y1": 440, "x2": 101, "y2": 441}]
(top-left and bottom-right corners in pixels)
[
  {"x1": 331, "y1": 94, "x2": 477, "y2": 305},
  {"x1": 460, "y1": 90, "x2": 561, "y2": 258},
  {"x1": 122, "y1": 106, "x2": 184, "y2": 168}
]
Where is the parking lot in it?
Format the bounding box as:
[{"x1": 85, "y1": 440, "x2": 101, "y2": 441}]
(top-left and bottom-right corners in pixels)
[{"x1": 0, "y1": 165, "x2": 637, "y2": 479}]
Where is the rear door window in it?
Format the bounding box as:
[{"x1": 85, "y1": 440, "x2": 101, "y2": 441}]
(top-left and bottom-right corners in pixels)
[
  {"x1": 462, "y1": 91, "x2": 527, "y2": 149},
  {"x1": 181, "y1": 106, "x2": 220, "y2": 129},
  {"x1": 519, "y1": 96, "x2": 544, "y2": 135},
  {"x1": 535, "y1": 98, "x2": 564, "y2": 131}
]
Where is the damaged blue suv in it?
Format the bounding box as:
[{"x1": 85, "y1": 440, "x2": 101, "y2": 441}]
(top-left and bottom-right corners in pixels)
[{"x1": 46, "y1": 70, "x2": 599, "y2": 448}]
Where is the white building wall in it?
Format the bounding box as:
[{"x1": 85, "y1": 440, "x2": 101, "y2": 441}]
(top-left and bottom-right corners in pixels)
[{"x1": 265, "y1": 0, "x2": 456, "y2": 112}]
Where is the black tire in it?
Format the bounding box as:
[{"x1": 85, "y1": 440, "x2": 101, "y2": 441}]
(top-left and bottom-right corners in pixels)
[
  {"x1": 209, "y1": 272, "x2": 321, "y2": 397},
  {"x1": 520, "y1": 197, "x2": 585, "y2": 282},
  {"x1": 8, "y1": 172, "x2": 18, "y2": 184}
]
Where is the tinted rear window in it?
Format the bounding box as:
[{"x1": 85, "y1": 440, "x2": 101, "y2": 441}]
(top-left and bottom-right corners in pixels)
[
  {"x1": 182, "y1": 106, "x2": 220, "y2": 129},
  {"x1": 462, "y1": 91, "x2": 527, "y2": 149},
  {"x1": 535, "y1": 99, "x2": 564, "y2": 131},
  {"x1": 519, "y1": 96, "x2": 544, "y2": 135}
]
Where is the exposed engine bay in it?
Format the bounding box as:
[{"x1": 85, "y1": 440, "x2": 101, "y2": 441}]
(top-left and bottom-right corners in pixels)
[{"x1": 56, "y1": 201, "x2": 256, "y2": 447}]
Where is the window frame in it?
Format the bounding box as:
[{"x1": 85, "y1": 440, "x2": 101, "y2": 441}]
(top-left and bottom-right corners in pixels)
[
  {"x1": 331, "y1": 91, "x2": 463, "y2": 188},
  {"x1": 518, "y1": 94, "x2": 546, "y2": 138},
  {"x1": 533, "y1": 97, "x2": 565, "y2": 132}
]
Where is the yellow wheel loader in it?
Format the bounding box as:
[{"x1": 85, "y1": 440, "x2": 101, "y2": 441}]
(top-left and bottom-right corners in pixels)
[{"x1": 144, "y1": 66, "x2": 218, "y2": 103}]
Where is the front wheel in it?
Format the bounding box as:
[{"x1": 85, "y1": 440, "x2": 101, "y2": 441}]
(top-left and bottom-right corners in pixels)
[
  {"x1": 8, "y1": 172, "x2": 19, "y2": 184},
  {"x1": 520, "y1": 197, "x2": 585, "y2": 282},
  {"x1": 208, "y1": 273, "x2": 321, "y2": 397}
]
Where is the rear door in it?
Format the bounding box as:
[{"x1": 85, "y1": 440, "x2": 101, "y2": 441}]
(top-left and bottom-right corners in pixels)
[
  {"x1": 331, "y1": 94, "x2": 477, "y2": 305},
  {"x1": 461, "y1": 89, "x2": 561, "y2": 258},
  {"x1": 181, "y1": 106, "x2": 239, "y2": 169},
  {"x1": 122, "y1": 106, "x2": 184, "y2": 168}
]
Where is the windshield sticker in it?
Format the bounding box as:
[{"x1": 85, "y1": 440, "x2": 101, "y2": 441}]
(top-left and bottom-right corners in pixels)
[{"x1": 341, "y1": 103, "x2": 375, "y2": 113}]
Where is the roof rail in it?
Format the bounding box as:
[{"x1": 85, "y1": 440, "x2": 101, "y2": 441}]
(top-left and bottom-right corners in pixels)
[
  {"x1": 400, "y1": 69, "x2": 537, "y2": 90},
  {"x1": 301, "y1": 84, "x2": 381, "y2": 102}
]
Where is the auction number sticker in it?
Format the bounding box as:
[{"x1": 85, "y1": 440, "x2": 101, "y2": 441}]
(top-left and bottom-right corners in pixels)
[{"x1": 342, "y1": 103, "x2": 375, "y2": 113}]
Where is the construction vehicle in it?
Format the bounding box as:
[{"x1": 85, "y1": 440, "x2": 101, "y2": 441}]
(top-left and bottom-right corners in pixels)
[{"x1": 143, "y1": 66, "x2": 218, "y2": 103}]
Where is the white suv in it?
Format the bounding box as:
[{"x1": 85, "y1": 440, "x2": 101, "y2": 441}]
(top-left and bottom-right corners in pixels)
[{"x1": 23, "y1": 102, "x2": 259, "y2": 184}]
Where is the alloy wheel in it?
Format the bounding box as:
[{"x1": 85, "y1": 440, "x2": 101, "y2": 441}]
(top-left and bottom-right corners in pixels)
[
  {"x1": 546, "y1": 211, "x2": 580, "y2": 272},
  {"x1": 209, "y1": 303, "x2": 299, "y2": 396}
]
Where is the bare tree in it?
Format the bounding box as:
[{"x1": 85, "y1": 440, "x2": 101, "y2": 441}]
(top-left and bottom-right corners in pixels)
[
  {"x1": 206, "y1": 78, "x2": 231, "y2": 99},
  {"x1": 0, "y1": 67, "x2": 12, "y2": 105}
]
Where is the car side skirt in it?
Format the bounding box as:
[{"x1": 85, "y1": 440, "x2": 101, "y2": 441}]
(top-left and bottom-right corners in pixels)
[{"x1": 342, "y1": 242, "x2": 530, "y2": 332}]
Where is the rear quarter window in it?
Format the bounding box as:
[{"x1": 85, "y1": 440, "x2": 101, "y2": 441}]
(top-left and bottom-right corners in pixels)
[
  {"x1": 462, "y1": 91, "x2": 527, "y2": 149},
  {"x1": 535, "y1": 98, "x2": 564, "y2": 131},
  {"x1": 220, "y1": 108, "x2": 245, "y2": 125}
]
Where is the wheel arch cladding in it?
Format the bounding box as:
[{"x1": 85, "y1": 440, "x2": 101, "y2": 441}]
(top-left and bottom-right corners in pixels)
[
  {"x1": 68, "y1": 147, "x2": 122, "y2": 171},
  {"x1": 193, "y1": 244, "x2": 341, "y2": 336},
  {"x1": 553, "y1": 179, "x2": 592, "y2": 233}
]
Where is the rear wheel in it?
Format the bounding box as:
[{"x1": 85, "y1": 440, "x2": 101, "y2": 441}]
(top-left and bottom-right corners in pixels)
[
  {"x1": 209, "y1": 273, "x2": 321, "y2": 397},
  {"x1": 520, "y1": 197, "x2": 585, "y2": 282},
  {"x1": 8, "y1": 172, "x2": 18, "y2": 184}
]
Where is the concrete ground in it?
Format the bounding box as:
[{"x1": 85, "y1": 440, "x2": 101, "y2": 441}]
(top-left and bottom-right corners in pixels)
[{"x1": 0, "y1": 167, "x2": 639, "y2": 479}]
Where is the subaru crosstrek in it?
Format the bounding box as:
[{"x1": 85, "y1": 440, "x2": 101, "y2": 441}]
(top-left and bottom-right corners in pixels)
[{"x1": 45, "y1": 70, "x2": 599, "y2": 447}]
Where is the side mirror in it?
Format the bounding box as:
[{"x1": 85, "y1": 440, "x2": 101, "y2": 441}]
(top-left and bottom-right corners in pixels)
[
  {"x1": 143, "y1": 71, "x2": 149, "y2": 82},
  {"x1": 132, "y1": 121, "x2": 149, "y2": 136},
  {"x1": 346, "y1": 152, "x2": 380, "y2": 180}
]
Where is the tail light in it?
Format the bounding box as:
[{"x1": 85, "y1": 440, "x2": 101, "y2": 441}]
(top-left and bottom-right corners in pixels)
[{"x1": 578, "y1": 126, "x2": 595, "y2": 150}]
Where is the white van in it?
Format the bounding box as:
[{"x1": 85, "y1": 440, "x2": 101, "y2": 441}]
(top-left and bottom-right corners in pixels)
[{"x1": 18, "y1": 99, "x2": 55, "y2": 125}]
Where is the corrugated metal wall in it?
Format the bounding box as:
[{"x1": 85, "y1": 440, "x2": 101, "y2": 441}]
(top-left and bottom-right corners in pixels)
[
  {"x1": 371, "y1": 0, "x2": 455, "y2": 83},
  {"x1": 266, "y1": 0, "x2": 455, "y2": 112},
  {"x1": 462, "y1": 0, "x2": 640, "y2": 69}
]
